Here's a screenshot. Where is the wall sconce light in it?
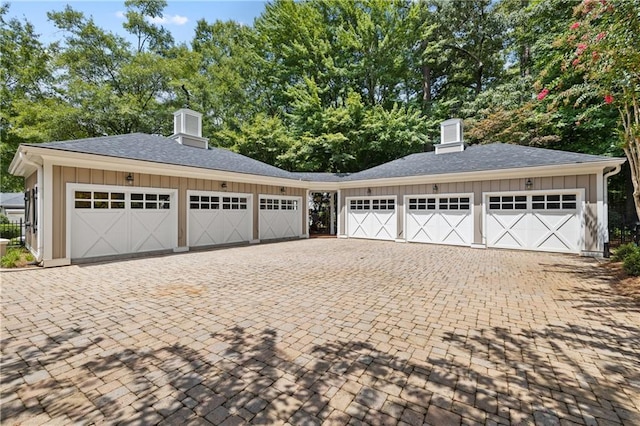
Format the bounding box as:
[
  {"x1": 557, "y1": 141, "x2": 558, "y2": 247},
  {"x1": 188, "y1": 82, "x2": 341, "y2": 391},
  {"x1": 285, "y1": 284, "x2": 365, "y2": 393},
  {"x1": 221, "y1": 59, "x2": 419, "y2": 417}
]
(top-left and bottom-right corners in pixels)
[
  {"x1": 525, "y1": 178, "x2": 533, "y2": 190},
  {"x1": 366, "y1": 188, "x2": 372, "y2": 195},
  {"x1": 126, "y1": 173, "x2": 134, "y2": 185},
  {"x1": 432, "y1": 184, "x2": 438, "y2": 192},
  {"x1": 221, "y1": 182, "x2": 227, "y2": 189},
  {"x1": 280, "y1": 187, "x2": 286, "y2": 193}
]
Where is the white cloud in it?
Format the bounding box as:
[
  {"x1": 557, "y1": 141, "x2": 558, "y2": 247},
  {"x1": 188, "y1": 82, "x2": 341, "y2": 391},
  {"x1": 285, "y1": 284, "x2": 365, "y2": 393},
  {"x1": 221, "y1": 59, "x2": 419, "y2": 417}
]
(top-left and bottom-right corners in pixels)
[
  {"x1": 115, "y1": 10, "x2": 125, "y2": 19},
  {"x1": 147, "y1": 14, "x2": 188, "y2": 26}
]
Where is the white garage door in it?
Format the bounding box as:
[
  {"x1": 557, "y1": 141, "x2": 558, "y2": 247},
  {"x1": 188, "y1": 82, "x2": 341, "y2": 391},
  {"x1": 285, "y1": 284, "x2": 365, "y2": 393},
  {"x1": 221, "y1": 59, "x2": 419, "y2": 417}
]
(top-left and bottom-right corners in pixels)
[
  {"x1": 406, "y1": 195, "x2": 473, "y2": 246},
  {"x1": 485, "y1": 192, "x2": 582, "y2": 253},
  {"x1": 69, "y1": 185, "x2": 177, "y2": 260},
  {"x1": 259, "y1": 195, "x2": 302, "y2": 240},
  {"x1": 188, "y1": 191, "x2": 252, "y2": 247},
  {"x1": 347, "y1": 197, "x2": 397, "y2": 240}
]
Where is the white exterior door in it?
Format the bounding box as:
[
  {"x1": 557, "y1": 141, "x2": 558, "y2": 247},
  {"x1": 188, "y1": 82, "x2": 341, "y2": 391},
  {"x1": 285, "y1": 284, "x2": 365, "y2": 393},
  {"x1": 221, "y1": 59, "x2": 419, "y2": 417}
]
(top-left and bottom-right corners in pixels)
[
  {"x1": 69, "y1": 185, "x2": 177, "y2": 259},
  {"x1": 188, "y1": 191, "x2": 252, "y2": 247},
  {"x1": 259, "y1": 195, "x2": 302, "y2": 240},
  {"x1": 406, "y1": 195, "x2": 473, "y2": 246},
  {"x1": 347, "y1": 197, "x2": 397, "y2": 241},
  {"x1": 485, "y1": 192, "x2": 582, "y2": 253}
]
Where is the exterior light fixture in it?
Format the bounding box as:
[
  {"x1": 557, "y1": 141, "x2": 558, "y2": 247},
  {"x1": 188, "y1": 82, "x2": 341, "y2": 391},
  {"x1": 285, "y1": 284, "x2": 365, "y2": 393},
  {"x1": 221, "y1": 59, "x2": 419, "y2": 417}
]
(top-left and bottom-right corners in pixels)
[
  {"x1": 367, "y1": 188, "x2": 372, "y2": 195},
  {"x1": 126, "y1": 173, "x2": 134, "y2": 185},
  {"x1": 221, "y1": 182, "x2": 227, "y2": 189},
  {"x1": 525, "y1": 178, "x2": 533, "y2": 190},
  {"x1": 432, "y1": 184, "x2": 438, "y2": 192},
  {"x1": 280, "y1": 187, "x2": 286, "y2": 193}
]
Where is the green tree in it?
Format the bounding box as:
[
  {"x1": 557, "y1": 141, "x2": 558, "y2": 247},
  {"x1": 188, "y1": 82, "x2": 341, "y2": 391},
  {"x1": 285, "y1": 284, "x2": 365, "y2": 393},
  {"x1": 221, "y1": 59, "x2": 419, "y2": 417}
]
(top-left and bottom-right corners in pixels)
[
  {"x1": 538, "y1": 0, "x2": 640, "y2": 215},
  {"x1": 0, "y1": 4, "x2": 54, "y2": 191}
]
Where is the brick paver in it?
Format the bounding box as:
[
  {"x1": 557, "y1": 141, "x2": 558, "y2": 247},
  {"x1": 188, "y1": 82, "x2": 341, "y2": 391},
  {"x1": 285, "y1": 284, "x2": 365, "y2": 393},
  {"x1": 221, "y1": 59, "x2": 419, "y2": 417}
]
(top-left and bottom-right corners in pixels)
[{"x1": 1, "y1": 239, "x2": 639, "y2": 425}]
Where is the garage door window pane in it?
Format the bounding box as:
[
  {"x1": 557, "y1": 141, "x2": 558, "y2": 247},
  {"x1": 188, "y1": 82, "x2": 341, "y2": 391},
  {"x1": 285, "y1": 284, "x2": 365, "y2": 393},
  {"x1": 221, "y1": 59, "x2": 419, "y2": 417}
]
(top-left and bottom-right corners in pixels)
[
  {"x1": 131, "y1": 193, "x2": 143, "y2": 201},
  {"x1": 76, "y1": 191, "x2": 91, "y2": 200},
  {"x1": 131, "y1": 202, "x2": 143, "y2": 209},
  {"x1": 531, "y1": 194, "x2": 577, "y2": 210},
  {"x1": 94, "y1": 201, "x2": 108, "y2": 209},
  {"x1": 146, "y1": 194, "x2": 157, "y2": 201},
  {"x1": 489, "y1": 195, "x2": 524, "y2": 210},
  {"x1": 146, "y1": 202, "x2": 157, "y2": 209},
  {"x1": 94, "y1": 192, "x2": 108, "y2": 200},
  {"x1": 111, "y1": 193, "x2": 125, "y2": 200},
  {"x1": 111, "y1": 201, "x2": 125, "y2": 209},
  {"x1": 75, "y1": 201, "x2": 91, "y2": 208}
]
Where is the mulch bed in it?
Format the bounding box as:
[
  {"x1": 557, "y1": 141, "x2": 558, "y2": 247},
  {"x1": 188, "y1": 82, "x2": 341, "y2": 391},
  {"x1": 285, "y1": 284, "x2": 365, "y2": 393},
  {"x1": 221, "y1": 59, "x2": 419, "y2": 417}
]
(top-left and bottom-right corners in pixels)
[{"x1": 601, "y1": 261, "x2": 640, "y2": 302}]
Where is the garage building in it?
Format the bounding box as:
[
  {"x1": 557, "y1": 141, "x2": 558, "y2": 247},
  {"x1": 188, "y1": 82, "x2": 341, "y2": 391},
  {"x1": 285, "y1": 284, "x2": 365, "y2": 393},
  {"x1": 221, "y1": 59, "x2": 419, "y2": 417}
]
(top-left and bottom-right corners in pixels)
[{"x1": 9, "y1": 111, "x2": 624, "y2": 266}]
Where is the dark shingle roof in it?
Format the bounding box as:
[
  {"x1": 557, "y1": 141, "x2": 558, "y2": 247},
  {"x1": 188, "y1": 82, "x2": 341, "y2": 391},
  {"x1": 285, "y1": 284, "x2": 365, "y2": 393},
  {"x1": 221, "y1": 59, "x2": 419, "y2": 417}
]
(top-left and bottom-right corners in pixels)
[
  {"x1": 290, "y1": 172, "x2": 351, "y2": 182},
  {"x1": 26, "y1": 135, "x2": 623, "y2": 183},
  {"x1": 344, "y1": 143, "x2": 622, "y2": 181},
  {"x1": 28, "y1": 133, "x2": 295, "y2": 179}
]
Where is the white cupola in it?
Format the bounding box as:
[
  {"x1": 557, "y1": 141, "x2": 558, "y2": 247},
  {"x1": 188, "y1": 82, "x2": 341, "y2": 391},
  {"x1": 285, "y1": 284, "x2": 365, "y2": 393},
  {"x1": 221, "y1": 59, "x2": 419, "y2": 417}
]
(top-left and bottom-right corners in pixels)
[
  {"x1": 435, "y1": 118, "x2": 465, "y2": 154},
  {"x1": 170, "y1": 108, "x2": 209, "y2": 149}
]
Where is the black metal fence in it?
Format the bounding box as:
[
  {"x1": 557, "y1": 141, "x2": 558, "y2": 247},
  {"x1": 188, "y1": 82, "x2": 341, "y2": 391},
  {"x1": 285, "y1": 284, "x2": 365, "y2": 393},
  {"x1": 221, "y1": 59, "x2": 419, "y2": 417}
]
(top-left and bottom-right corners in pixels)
[
  {"x1": 608, "y1": 197, "x2": 639, "y2": 247},
  {"x1": 0, "y1": 219, "x2": 25, "y2": 248}
]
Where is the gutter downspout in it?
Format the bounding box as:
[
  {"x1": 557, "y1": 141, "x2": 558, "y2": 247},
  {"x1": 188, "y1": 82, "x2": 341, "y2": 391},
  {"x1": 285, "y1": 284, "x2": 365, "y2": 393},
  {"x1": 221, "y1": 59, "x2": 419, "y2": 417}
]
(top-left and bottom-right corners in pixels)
[
  {"x1": 18, "y1": 151, "x2": 44, "y2": 264},
  {"x1": 603, "y1": 164, "x2": 622, "y2": 258}
]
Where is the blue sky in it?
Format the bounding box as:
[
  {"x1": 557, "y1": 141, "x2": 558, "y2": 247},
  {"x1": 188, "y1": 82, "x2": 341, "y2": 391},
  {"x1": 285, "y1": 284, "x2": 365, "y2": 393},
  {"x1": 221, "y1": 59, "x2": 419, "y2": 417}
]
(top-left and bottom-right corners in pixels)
[{"x1": 5, "y1": 1, "x2": 268, "y2": 45}]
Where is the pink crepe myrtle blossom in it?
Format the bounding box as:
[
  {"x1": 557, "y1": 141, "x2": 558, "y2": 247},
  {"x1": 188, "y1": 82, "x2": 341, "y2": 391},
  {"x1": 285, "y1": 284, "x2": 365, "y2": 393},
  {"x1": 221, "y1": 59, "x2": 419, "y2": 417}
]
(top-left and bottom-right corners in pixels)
[
  {"x1": 592, "y1": 51, "x2": 600, "y2": 61},
  {"x1": 596, "y1": 32, "x2": 606, "y2": 41},
  {"x1": 572, "y1": 58, "x2": 581, "y2": 67},
  {"x1": 570, "y1": 22, "x2": 581, "y2": 30},
  {"x1": 577, "y1": 43, "x2": 588, "y2": 54},
  {"x1": 604, "y1": 94, "x2": 614, "y2": 104},
  {"x1": 537, "y1": 88, "x2": 550, "y2": 100}
]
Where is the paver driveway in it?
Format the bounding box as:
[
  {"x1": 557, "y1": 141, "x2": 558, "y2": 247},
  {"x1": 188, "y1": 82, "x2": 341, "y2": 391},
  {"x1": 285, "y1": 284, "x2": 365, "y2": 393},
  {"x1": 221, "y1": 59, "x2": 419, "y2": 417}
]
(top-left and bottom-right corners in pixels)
[{"x1": 1, "y1": 239, "x2": 639, "y2": 425}]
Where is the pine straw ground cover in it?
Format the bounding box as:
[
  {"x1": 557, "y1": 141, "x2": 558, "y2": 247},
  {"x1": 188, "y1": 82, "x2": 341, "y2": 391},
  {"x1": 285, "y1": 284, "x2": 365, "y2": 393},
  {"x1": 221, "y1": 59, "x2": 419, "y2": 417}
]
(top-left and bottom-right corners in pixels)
[{"x1": 601, "y1": 260, "x2": 640, "y2": 302}]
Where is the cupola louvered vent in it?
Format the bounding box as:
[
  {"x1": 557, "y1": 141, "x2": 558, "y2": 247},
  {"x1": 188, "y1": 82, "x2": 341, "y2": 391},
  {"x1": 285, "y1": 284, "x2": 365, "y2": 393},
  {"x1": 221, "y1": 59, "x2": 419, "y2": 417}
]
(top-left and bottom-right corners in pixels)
[
  {"x1": 170, "y1": 108, "x2": 209, "y2": 149},
  {"x1": 436, "y1": 118, "x2": 465, "y2": 154}
]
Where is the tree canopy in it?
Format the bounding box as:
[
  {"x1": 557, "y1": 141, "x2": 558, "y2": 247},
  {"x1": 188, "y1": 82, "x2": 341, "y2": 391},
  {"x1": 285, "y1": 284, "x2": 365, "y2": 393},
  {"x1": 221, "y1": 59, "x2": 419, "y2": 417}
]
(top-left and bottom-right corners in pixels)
[{"x1": 2, "y1": 0, "x2": 637, "y2": 202}]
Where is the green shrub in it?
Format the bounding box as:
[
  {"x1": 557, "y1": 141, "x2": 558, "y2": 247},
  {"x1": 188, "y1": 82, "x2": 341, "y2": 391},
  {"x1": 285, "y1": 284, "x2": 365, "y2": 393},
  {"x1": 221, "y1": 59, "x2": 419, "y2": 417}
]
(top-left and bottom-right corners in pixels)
[
  {"x1": 1, "y1": 248, "x2": 22, "y2": 268},
  {"x1": 612, "y1": 243, "x2": 639, "y2": 261},
  {"x1": 623, "y1": 251, "x2": 640, "y2": 276},
  {"x1": 0, "y1": 224, "x2": 20, "y2": 239},
  {"x1": 0, "y1": 248, "x2": 34, "y2": 268}
]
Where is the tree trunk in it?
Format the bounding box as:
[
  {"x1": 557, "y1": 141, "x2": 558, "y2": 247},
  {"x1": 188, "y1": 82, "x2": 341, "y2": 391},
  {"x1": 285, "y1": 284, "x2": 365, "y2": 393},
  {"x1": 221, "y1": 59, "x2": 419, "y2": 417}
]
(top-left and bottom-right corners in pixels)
[
  {"x1": 421, "y1": 64, "x2": 431, "y2": 103},
  {"x1": 475, "y1": 64, "x2": 483, "y2": 95},
  {"x1": 521, "y1": 45, "x2": 530, "y2": 77},
  {"x1": 620, "y1": 94, "x2": 640, "y2": 221}
]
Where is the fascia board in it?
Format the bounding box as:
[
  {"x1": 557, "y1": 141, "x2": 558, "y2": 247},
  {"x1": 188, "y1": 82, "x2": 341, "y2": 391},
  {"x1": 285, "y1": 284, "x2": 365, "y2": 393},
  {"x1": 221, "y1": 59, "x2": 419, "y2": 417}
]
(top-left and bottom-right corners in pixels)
[
  {"x1": 9, "y1": 147, "x2": 41, "y2": 176},
  {"x1": 337, "y1": 160, "x2": 626, "y2": 188},
  {"x1": 303, "y1": 182, "x2": 341, "y2": 191},
  {"x1": 26, "y1": 147, "x2": 310, "y2": 188}
]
